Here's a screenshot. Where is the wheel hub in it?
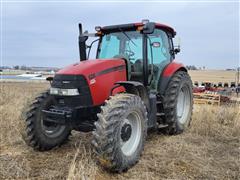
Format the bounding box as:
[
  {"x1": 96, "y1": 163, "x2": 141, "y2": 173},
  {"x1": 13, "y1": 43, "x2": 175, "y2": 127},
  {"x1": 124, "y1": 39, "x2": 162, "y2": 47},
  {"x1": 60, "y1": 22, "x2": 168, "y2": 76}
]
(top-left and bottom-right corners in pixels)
[
  {"x1": 121, "y1": 123, "x2": 132, "y2": 142},
  {"x1": 120, "y1": 111, "x2": 142, "y2": 156}
]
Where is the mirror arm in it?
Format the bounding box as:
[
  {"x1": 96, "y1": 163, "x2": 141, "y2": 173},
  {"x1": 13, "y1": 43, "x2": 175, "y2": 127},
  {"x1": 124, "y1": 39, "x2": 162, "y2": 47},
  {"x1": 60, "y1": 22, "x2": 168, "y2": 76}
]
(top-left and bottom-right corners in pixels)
[
  {"x1": 170, "y1": 49, "x2": 175, "y2": 55},
  {"x1": 87, "y1": 38, "x2": 99, "y2": 59}
]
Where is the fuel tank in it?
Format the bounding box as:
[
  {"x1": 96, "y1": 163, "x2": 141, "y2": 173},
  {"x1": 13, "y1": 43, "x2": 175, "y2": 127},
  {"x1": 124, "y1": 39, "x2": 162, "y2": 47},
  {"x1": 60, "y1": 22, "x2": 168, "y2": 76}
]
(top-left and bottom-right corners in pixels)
[{"x1": 56, "y1": 58, "x2": 127, "y2": 106}]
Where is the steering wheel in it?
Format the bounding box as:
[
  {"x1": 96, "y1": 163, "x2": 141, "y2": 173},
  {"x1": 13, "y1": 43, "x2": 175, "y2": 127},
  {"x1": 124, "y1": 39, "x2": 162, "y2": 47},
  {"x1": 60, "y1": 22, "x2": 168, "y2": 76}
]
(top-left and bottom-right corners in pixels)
[{"x1": 124, "y1": 50, "x2": 135, "y2": 57}]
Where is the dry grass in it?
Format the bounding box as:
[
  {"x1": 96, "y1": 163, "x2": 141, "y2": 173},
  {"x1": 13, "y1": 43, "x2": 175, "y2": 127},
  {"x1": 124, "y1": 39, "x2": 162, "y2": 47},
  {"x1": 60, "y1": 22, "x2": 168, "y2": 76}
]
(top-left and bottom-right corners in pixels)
[
  {"x1": 0, "y1": 82, "x2": 239, "y2": 180},
  {"x1": 188, "y1": 70, "x2": 237, "y2": 84}
]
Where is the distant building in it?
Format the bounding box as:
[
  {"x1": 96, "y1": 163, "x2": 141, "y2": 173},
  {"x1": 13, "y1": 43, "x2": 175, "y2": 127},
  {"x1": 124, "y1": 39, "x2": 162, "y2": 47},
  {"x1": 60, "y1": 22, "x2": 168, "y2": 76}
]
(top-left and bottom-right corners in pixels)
[
  {"x1": 0, "y1": 66, "x2": 11, "y2": 69},
  {"x1": 30, "y1": 66, "x2": 59, "y2": 71},
  {"x1": 226, "y1": 68, "x2": 235, "y2": 71}
]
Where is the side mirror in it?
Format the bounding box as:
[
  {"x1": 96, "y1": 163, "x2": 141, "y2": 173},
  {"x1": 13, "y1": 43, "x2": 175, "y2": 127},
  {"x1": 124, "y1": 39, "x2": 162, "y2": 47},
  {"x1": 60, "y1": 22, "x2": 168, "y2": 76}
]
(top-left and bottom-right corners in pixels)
[
  {"x1": 173, "y1": 37, "x2": 181, "y2": 54},
  {"x1": 46, "y1": 76, "x2": 53, "y2": 84},
  {"x1": 174, "y1": 48, "x2": 180, "y2": 54},
  {"x1": 46, "y1": 76, "x2": 53, "y2": 81},
  {"x1": 142, "y1": 22, "x2": 155, "y2": 34}
]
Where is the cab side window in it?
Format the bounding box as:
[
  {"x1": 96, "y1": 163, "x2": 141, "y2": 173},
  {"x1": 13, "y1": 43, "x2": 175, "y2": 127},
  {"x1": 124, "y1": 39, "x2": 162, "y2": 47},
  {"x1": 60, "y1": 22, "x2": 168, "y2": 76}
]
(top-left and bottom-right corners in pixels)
[
  {"x1": 148, "y1": 29, "x2": 171, "y2": 65},
  {"x1": 99, "y1": 35, "x2": 120, "y2": 59}
]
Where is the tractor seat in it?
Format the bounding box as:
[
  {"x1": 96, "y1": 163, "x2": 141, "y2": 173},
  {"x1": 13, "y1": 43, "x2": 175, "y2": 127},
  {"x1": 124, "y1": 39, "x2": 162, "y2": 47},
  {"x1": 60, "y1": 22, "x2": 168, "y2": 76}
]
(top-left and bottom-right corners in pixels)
[{"x1": 130, "y1": 59, "x2": 143, "y2": 82}]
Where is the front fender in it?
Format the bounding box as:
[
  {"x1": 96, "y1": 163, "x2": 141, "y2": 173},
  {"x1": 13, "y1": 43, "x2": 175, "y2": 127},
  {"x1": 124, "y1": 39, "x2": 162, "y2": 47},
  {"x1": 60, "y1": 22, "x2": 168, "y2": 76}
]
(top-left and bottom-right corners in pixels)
[
  {"x1": 114, "y1": 81, "x2": 150, "y2": 110},
  {"x1": 158, "y1": 62, "x2": 187, "y2": 95}
]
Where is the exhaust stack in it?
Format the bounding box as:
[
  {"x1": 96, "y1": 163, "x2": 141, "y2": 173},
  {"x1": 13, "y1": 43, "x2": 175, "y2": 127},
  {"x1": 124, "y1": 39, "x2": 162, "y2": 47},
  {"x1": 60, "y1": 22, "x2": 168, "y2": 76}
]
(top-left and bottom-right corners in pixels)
[{"x1": 78, "y1": 23, "x2": 87, "y2": 61}]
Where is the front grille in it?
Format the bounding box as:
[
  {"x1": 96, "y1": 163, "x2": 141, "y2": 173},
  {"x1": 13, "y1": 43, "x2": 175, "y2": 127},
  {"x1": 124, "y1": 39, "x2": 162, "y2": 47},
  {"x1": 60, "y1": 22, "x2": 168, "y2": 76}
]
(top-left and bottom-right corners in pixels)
[
  {"x1": 51, "y1": 74, "x2": 93, "y2": 107},
  {"x1": 52, "y1": 74, "x2": 87, "y2": 88}
]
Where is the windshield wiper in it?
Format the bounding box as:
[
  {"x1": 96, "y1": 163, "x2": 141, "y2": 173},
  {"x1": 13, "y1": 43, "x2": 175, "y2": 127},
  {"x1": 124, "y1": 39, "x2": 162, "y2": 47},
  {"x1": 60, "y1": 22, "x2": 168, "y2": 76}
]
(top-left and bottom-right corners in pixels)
[{"x1": 119, "y1": 28, "x2": 137, "y2": 47}]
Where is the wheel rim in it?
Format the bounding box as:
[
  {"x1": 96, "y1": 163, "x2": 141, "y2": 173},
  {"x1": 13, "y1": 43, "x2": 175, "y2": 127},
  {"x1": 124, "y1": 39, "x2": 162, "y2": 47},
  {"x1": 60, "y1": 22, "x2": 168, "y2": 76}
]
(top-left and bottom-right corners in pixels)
[
  {"x1": 177, "y1": 85, "x2": 191, "y2": 124},
  {"x1": 41, "y1": 119, "x2": 66, "y2": 138},
  {"x1": 40, "y1": 99, "x2": 66, "y2": 138},
  {"x1": 120, "y1": 111, "x2": 142, "y2": 156}
]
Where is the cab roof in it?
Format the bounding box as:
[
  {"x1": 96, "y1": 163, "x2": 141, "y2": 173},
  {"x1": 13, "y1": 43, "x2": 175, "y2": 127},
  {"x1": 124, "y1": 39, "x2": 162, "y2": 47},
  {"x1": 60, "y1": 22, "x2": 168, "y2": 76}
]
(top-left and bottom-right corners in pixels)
[{"x1": 100, "y1": 22, "x2": 176, "y2": 37}]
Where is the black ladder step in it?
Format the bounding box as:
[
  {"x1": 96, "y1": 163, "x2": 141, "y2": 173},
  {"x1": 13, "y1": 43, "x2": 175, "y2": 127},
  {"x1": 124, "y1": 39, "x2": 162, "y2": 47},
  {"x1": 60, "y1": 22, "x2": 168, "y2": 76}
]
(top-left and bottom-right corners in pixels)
[
  {"x1": 158, "y1": 124, "x2": 168, "y2": 128},
  {"x1": 156, "y1": 112, "x2": 165, "y2": 116},
  {"x1": 156, "y1": 101, "x2": 162, "y2": 104}
]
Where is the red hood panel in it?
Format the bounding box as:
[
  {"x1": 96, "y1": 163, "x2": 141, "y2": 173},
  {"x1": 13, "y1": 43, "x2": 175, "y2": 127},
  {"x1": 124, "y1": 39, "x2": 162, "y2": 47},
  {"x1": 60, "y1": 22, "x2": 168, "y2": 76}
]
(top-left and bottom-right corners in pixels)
[
  {"x1": 57, "y1": 58, "x2": 125, "y2": 76},
  {"x1": 56, "y1": 58, "x2": 127, "y2": 106}
]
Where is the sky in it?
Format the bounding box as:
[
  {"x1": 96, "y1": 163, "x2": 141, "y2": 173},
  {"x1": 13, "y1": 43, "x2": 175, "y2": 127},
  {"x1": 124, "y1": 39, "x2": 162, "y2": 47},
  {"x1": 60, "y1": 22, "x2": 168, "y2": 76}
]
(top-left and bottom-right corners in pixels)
[{"x1": 1, "y1": 0, "x2": 239, "y2": 69}]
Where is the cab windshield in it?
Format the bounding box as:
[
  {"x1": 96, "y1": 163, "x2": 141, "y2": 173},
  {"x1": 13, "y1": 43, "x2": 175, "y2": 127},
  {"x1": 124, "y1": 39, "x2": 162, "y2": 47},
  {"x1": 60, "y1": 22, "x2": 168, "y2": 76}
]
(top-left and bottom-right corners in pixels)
[{"x1": 98, "y1": 31, "x2": 143, "y2": 62}]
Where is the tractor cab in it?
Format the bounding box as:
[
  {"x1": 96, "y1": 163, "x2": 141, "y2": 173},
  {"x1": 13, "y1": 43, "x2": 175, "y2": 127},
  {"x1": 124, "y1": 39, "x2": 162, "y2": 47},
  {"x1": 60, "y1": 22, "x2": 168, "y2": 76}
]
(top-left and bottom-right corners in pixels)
[{"x1": 79, "y1": 20, "x2": 180, "y2": 91}]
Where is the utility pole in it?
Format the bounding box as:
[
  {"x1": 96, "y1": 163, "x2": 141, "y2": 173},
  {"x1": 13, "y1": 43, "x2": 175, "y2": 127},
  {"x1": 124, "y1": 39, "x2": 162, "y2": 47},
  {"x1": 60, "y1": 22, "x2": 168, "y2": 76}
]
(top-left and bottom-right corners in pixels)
[
  {"x1": 236, "y1": 66, "x2": 240, "y2": 97},
  {"x1": 237, "y1": 67, "x2": 239, "y2": 84}
]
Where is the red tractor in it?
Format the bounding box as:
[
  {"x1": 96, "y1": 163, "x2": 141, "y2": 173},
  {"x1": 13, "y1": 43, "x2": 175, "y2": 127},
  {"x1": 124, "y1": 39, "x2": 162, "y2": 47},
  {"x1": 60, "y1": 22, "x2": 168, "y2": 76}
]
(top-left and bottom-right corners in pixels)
[{"x1": 23, "y1": 20, "x2": 193, "y2": 172}]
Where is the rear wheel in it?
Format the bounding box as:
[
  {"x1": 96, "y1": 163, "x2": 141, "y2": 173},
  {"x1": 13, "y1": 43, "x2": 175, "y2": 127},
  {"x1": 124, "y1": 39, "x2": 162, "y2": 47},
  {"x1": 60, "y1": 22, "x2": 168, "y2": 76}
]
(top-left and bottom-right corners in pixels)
[
  {"x1": 92, "y1": 93, "x2": 147, "y2": 172},
  {"x1": 23, "y1": 91, "x2": 71, "y2": 151},
  {"x1": 163, "y1": 71, "x2": 193, "y2": 134}
]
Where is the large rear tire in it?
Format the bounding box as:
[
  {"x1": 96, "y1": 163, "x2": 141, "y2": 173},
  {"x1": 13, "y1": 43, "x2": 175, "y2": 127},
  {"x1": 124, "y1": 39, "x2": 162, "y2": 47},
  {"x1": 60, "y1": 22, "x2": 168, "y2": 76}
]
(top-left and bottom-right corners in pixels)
[
  {"x1": 23, "y1": 91, "x2": 71, "y2": 151},
  {"x1": 92, "y1": 93, "x2": 148, "y2": 172},
  {"x1": 163, "y1": 71, "x2": 193, "y2": 134}
]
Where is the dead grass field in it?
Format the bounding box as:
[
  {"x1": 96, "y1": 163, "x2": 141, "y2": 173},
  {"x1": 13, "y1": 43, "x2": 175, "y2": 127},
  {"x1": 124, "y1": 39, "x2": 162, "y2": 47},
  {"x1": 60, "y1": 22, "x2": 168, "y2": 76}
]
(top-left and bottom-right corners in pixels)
[
  {"x1": 189, "y1": 70, "x2": 237, "y2": 84},
  {"x1": 0, "y1": 82, "x2": 239, "y2": 180}
]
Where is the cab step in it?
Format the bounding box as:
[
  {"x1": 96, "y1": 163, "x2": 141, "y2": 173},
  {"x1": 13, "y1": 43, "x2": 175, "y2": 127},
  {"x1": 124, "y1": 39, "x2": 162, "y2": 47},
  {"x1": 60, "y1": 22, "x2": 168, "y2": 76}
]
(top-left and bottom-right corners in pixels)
[
  {"x1": 158, "y1": 124, "x2": 168, "y2": 128},
  {"x1": 156, "y1": 100, "x2": 162, "y2": 105},
  {"x1": 156, "y1": 112, "x2": 165, "y2": 116}
]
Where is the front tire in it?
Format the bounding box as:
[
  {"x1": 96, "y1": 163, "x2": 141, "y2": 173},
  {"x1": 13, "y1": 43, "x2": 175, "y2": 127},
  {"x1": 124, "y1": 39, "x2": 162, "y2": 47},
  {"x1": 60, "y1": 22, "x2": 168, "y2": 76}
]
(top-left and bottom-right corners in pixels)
[
  {"x1": 23, "y1": 91, "x2": 71, "y2": 151},
  {"x1": 163, "y1": 71, "x2": 193, "y2": 134},
  {"x1": 92, "y1": 93, "x2": 148, "y2": 172}
]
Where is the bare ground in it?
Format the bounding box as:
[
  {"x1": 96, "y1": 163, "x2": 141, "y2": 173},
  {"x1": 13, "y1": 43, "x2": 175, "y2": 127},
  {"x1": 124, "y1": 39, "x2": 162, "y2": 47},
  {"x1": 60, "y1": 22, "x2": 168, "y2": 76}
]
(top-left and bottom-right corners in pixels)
[{"x1": 0, "y1": 82, "x2": 239, "y2": 180}]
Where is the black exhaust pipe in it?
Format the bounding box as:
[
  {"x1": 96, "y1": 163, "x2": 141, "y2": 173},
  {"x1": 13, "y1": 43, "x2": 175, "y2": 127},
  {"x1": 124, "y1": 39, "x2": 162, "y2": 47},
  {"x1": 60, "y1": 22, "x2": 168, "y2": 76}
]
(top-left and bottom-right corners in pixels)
[{"x1": 78, "y1": 23, "x2": 87, "y2": 61}]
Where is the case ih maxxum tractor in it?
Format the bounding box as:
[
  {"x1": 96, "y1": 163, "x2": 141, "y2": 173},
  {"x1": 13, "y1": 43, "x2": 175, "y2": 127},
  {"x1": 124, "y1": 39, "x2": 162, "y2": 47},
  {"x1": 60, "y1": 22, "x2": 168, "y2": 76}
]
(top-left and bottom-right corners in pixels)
[{"x1": 24, "y1": 20, "x2": 193, "y2": 172}]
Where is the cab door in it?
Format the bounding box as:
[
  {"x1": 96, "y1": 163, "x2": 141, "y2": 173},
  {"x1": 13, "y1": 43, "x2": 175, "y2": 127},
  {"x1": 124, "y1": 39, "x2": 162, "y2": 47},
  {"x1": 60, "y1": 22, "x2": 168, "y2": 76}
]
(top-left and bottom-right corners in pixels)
[{"x1": 147, "y1": 29, "x2": 172, "y2": 90}]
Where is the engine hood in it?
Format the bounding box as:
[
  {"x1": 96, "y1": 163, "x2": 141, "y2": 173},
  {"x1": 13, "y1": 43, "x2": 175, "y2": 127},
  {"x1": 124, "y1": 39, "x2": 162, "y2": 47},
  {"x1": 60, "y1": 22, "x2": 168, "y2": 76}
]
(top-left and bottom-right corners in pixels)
[
  {"x1": 56, "y1": 58, "x2": 127, "y2": 106},
  {"x1": 57, "y1": 58, "x2": 126, "y2": 78}
]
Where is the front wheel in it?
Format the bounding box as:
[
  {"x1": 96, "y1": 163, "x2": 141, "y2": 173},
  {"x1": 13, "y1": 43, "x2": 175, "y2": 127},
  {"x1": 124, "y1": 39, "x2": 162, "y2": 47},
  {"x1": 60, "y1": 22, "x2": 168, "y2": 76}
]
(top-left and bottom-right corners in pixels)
[
  {"x1": 92, "y1": 93, "x2": 148, "y2": 172},
  {"x1": 163, "y1": 71, "x2": 193, "y2": 134},
  {"x1": 22, "y1": 91, "x2": 71, "y2": 151}
]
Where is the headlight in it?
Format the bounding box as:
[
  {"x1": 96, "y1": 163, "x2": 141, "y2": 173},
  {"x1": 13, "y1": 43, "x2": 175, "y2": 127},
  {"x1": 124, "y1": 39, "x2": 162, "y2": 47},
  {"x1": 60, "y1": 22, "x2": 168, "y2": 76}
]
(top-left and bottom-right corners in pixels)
[
  {"x1": 50, "y1": 88, "x2": 79, "y2": 96},
  {"x1": 50, "y1": 88, "x2": 59, "y2": 95}
]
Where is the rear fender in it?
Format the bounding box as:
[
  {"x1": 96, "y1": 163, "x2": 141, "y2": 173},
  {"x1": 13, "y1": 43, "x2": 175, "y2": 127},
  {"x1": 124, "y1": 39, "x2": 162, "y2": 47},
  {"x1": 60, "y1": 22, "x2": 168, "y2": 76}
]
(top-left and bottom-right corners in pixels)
[
  {"x1": 114, "y1": 81, "x2": 150, "y2": 110},
  {"x1": 158, "y1": 62, "x2": 187, "y2": 95}
]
